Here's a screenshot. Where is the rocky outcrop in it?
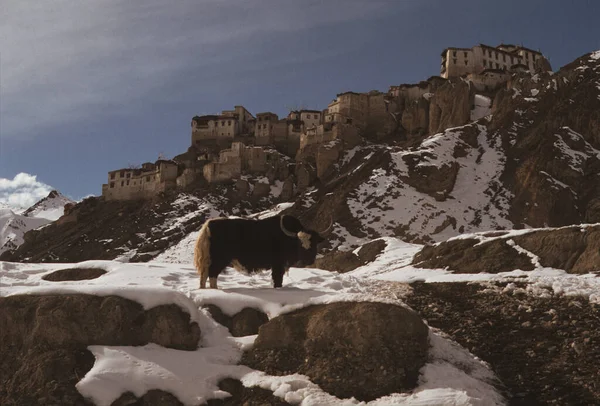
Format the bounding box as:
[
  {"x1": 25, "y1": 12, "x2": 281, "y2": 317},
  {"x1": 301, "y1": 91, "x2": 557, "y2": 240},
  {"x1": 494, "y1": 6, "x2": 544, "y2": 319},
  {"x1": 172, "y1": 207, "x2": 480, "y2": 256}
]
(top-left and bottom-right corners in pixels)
[
  {"x1": 401, "y1": 97, "x2": 429, "y2": 135},
  {"x1": 413, "y1": 225, "x2": 600, "y2": 274},
  {"x1": 242, "y1": 302, "x2": 429, "y2": 401},
  {"x1": 0, "y1": 294, "x2": 200, "y2": 405},
  {"x1": 315, "y1": 238, "x2": 386, "y2": 273},
  {"x1": 204, "y1": 305, "x2": 269, "y2": 337},
  {"x1": 429, "y1": 79, "x2": 472, "y2": 134},
  {"x1": 41, "y1": 267, "x2": 107, "y2": 281},
  {"x1": 316, "y1": 141, "x2": 344, "y2": 179},
  {"x1": 490, "y1": 52, "x2": 600, "y2": 228}
]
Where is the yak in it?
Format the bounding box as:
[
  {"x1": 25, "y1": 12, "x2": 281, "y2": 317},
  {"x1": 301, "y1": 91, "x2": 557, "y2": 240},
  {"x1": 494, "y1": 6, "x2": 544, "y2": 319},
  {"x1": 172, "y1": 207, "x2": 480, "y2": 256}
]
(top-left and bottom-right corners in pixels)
[{"x1": 194, "y1": 214, "x2": 330, "y2": 289}]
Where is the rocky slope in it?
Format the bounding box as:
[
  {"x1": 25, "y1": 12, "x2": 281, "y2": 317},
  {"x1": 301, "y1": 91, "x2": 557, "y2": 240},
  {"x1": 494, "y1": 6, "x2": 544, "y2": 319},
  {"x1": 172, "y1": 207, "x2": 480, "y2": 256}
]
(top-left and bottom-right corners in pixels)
[
  {"x1": 291, "y1": 51, "x2": 600, "y2": 248},
  {"x1": 0, "y1": 181, "x2": 283, "y2": 263}
]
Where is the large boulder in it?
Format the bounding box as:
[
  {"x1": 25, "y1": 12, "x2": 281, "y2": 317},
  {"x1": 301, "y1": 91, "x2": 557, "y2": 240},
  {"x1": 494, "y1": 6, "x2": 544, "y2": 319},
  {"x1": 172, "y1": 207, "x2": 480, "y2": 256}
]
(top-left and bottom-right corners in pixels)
[
  {"x1": 204, "y1": 305, "x2": 269, "y2": 337},
  {"x1": 0, "y1": 294, "x2": 200, "y2": 405},
  {"x1": 315, "y1": 239, "x2": 386, "y2": 273},
  {"x1": 242, "y1": 302, "x2": 429, "y2": 401},
  {"x1": 413, "y1": 225, "x2": 600, "y2": 274}
]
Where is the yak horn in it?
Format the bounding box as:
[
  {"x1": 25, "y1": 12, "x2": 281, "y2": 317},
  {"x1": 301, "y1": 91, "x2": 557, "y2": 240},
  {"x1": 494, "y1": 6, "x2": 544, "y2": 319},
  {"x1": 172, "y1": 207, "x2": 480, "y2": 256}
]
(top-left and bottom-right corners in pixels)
[
  {"x1": 280, "y1": 215, "x2": 297, "y2": 238},
  {"x1": 317, "y1": 216, "x2": 334, "y2": 235}
]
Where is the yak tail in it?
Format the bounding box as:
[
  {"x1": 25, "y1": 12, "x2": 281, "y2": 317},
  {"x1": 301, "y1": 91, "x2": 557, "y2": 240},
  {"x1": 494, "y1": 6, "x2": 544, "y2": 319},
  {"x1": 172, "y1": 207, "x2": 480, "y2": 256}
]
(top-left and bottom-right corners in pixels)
[{"x1": 194, "y1": 220, "x2": 212, "y2": 289}]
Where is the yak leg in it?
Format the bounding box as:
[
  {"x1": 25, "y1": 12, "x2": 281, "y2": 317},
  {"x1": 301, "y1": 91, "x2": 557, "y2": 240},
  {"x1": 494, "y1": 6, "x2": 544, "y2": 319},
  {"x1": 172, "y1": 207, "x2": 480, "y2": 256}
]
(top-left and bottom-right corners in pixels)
[
  {"x1": 199, "y1": 272, "x2": 209, "y2": 289},
  {"x1": 272, "y1": 264, "x2": 285, "y2": 288},
  {"x1": 207, "y1": 258, "x2": 228, "y2": 289}
]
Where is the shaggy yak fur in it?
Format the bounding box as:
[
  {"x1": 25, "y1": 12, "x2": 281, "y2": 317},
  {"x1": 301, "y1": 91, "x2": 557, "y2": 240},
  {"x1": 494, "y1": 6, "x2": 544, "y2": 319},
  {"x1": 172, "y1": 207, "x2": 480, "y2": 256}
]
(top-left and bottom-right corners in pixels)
[{"x1": 194, "y1": 214, "x2": 326, "y2": 289}]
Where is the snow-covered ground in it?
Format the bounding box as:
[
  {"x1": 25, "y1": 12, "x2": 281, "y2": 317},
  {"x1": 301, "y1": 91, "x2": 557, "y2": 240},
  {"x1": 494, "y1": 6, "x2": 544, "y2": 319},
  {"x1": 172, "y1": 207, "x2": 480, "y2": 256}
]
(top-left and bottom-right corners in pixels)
[{"x1": 2, "y1": 252, "x2": 505, "y2": 405}]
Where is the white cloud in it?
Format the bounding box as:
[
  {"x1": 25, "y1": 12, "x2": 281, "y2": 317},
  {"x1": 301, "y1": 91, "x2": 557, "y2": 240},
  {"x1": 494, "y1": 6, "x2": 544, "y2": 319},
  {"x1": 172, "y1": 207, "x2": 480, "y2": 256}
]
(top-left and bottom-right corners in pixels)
[
  {"x1": 0, "y1": 0, "x2": 397, "y2": 139},
  {"x1": 0, "y1": 173, "x2": 54, "y2": 210}
]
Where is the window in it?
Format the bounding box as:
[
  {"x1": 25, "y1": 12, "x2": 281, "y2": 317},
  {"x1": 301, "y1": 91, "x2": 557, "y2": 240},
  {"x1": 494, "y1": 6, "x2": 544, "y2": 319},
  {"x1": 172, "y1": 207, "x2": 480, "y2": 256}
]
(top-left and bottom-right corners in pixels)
[
  {"x1": 464, "y1": 60, "x2": 468, "y2": 65},
  {"x1": 221, "y1": 122, "x2": 225, "y2": 126},
  {"x1": 110, "y1": 173, "x2": 115, "y2": 180},
  {"x1": 120, "y1": 171, "x2": 124, "y2": 177},
  {"x1": 452, "y1": 51, "x2": 457, "y2": 57},
  {"x1": 126, "y1": 173, "x2": 131, "y2": 178},
  {"x1": 453, "y1": 58, "x2": 457, "y2": 64},
  {"x1": 228, "y1": 121, "x2": 231, "y2": 126},
  {"x1": 121, "y1": 181, "x2": 124, "y2": 186},
  {"x1": 146, "y1": 176, "x2": 151, "y2": 181},
  {"x1": 126, "y1": 180, "x2": 130, "y2": 186},
  {"x1": 496, "y1": 63, "x2": 500, "y2": 69},
  {"x1": 464, "y1": 52, "x2": 467, "y2": 58},
  {"x1": 110, "y1": 182, "x2": 115, "y2": 188},
  {"x1": 483, "y1": 60, "x2": 487, "y2": 67}
]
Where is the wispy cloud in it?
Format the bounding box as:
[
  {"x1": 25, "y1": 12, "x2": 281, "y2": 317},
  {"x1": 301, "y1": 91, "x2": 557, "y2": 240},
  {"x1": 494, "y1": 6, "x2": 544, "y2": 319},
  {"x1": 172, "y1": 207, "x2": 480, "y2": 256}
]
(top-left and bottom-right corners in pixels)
[
  {"x1": 0, "y1": 173, "x2": 54, "y2": 209},
  {"x1": 1, "y1": 0, "x2": 394, "y2": 140}
]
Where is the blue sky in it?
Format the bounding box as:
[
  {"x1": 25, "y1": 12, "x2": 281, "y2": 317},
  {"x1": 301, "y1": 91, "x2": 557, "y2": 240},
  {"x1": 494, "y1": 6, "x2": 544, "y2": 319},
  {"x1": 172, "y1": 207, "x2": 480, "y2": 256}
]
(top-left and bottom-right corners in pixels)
[{"x1": 1, "y1": 0, "x2": 599, "y2": 208}]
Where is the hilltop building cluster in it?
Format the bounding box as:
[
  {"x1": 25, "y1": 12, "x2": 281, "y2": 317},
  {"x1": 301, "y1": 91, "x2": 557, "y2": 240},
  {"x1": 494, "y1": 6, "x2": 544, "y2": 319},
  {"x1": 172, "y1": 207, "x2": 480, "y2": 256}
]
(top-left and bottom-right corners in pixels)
[
  {"x1": 440, "y1": 43, "x2": 550, "y2": 79},
  {"x1": 102, "y1": 42, "x2": 551, "y2": 201}
]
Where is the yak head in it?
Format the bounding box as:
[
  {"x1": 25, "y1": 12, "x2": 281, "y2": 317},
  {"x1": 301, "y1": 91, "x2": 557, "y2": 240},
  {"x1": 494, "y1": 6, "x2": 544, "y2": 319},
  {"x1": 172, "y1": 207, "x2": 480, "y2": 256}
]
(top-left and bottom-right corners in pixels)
[{"x1": 279, "y1": 215, "x2": 331, "y2": 267}]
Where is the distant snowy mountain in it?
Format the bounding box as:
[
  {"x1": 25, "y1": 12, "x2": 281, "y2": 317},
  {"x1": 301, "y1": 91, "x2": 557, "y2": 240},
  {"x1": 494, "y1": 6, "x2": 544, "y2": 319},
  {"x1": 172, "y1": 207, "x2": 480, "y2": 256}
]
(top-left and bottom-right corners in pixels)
[
  {"x1": 0, "y1": 209, "x2": 51, "y2": 254},
  {"x1": 22, "y1": 190, "x2": 74, "y2": 221},
  {"x1": 0, "y1": 190, "x2": 73, "y2": 254}
]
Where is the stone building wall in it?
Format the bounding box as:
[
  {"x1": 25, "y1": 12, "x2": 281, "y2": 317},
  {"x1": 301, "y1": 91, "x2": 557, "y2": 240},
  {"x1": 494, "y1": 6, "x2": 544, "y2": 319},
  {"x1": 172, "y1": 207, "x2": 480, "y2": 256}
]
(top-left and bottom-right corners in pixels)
[
  {"x1": 441, "y1": 44, "x2": 550, "y2": 79},
  {"x1": 102, "y1": 161, "x2": 178, "y2": 201}
]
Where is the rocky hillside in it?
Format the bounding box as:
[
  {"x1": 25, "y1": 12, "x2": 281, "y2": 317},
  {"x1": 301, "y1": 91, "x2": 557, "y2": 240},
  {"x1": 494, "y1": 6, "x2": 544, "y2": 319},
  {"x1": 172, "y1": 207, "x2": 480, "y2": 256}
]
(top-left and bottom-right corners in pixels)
[
  {"x1": 0, "y1": 180, "x2": 285, "y2": 263},
  {"x1": 291, "y1": 51, "x2": 600, "y2": 247}
]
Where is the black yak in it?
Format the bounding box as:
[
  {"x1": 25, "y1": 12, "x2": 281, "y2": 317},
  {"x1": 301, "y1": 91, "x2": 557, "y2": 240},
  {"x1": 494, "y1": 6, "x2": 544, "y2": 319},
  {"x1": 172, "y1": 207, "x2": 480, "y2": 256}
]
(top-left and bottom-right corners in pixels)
[{"x1": 194, "y1": 214, "x2": 330, "y2": 289}]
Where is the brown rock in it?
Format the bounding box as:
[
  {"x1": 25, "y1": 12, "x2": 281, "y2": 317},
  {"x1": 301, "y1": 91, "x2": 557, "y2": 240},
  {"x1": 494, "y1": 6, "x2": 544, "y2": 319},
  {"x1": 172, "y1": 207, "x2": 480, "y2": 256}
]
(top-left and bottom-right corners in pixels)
[
  {"x1": 242, "y1": 302, "x2": 429, "y2": 401},
  {"x1": 429, "y1": 79, "x2": 472, "y2": 135},
  {"x1": 235, "y1": 179, "x2": 250, "y2": 196},
  {"x1": 413, "y1": 225, "x2": 600, "y2": 275},
  {"x1": 204, "y1": 305, "x2": 269, "y2": 337},
  {"x1": 316, "y1": 142, "x2": 343, "y2": 179},
  {"x1": 515, "y1": 226, "x2": 600, "y2": 274},
  {"x1": 206, "y1": 378, "x2": 291, "y2": 405},
  {"x1": 413, "y1": 237, "x2": 535, "y2": 273},
  {"x1": 252, "y1": 182, "x2": 271, "y2": 199},
  {"x1": 0, "y1": 294, "x2": 200, "y2": 405},
  {"x1": 316, "y1": 239, "x2": 387, "y2": 273},
  {"x1": 42, "y1": 267, "x2": 107, "y2": 281},
  {"x1": 401, "y1": 98, "x2": 429, "y2": 135}
]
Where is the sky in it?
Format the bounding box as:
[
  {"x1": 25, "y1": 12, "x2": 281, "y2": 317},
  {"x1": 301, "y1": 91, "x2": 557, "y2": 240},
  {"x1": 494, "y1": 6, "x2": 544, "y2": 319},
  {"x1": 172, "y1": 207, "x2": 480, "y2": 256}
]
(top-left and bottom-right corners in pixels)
[{"x1": 1, "y1": 0, "x2": 599, "y2": 209}]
